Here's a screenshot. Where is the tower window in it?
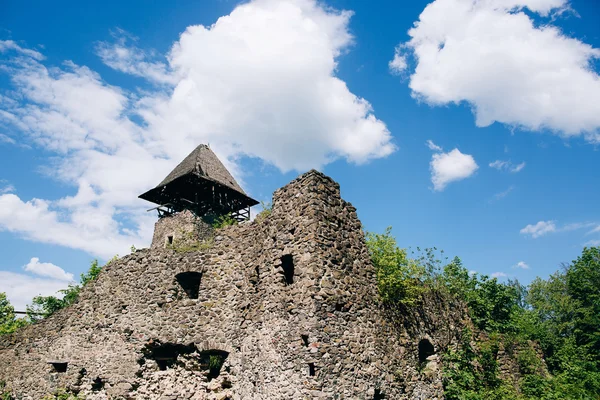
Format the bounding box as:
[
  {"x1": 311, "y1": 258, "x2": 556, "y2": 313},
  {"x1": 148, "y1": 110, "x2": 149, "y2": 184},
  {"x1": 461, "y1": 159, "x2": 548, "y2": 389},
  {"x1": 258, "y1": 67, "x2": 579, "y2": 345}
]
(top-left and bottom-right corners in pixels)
[
  {"x1": 281, "y1": 254, "x2": 294, "y2": 285},
  {"x1": 167, "y1": 235, "x2": 173, "y2": 245},
  {"x1": 308, "y1": 363, "x2": 315, "y2": 376}
]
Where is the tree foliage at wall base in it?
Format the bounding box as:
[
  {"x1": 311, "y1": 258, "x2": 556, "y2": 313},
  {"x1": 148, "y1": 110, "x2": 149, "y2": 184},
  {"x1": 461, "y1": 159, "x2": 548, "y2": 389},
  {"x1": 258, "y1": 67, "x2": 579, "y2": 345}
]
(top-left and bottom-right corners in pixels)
[{"x1": 366, "y1": 227, "x2": 600, "y2": 400}]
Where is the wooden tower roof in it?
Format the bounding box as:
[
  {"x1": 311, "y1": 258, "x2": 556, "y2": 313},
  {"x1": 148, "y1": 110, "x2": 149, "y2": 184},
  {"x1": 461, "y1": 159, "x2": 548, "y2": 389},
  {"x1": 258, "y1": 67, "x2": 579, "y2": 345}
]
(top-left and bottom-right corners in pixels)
[{"x1": 139, "y1": 145, "x2": 258, "y2": 218}]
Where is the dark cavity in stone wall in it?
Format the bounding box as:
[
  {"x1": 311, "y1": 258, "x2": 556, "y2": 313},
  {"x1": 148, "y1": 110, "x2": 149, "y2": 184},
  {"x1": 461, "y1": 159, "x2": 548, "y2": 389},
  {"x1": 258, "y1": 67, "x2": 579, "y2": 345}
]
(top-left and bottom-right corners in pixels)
[
  {"x1": 176, "y1": 271, "x2": 202, "y2": 299},
  {"x1": 280, "y1": 254, "x2": 294, "y2": 285}
]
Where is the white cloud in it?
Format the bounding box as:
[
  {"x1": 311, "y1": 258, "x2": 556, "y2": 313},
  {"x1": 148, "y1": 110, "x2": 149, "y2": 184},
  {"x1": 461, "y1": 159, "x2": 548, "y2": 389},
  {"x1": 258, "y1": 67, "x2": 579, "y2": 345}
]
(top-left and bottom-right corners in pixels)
[
  {"x1": 426, "y1": 139, "x2": 443, "y2": 151},
  {"x1": 514, "y1": 261, "x2": 529, "y2": 269},
  {"x1": 0, "y1": 194, "x2": 153, "y2": 259},
  {"x1": 491, "y1": 185, "x2": 514, "y2": 201},
  {"x1": 389, "y1": 46, "x2": 408, "y2": 74},
  {"x1": 0, "y1": 271, "x2": 67, "y2": 311},
  {"x1": 520, "y1": 220, "x2": 600, "y2": 240},
  {"x1": 0, "y1": 133, "x2": 16, "y2": 145},
  {"x1": 0, "y1": 0, "x2": 395, "y2": 258},
  {"x1": 520, "y1": 220, "x2": 557, "y2": 238},
  {"x1": 584, "y1": 239, "x2": 600, "y2": 247},
  {"x1": 0, "y1": 40, "x2": 45, "y2": 61},
  {"x1": 23, "y1": 257, "x2": 74, "y2": 281},
  {"x1": 489, "y1": 160, "x2": 526, "y2": 173},
  {"x1": 0, "y1": 181, "x2": 15, "y2": 194},
  {"x1": 95, "y1": 29, "x2": 177, "y2": 85},
  {"x1": 491, "y1": 271, "x2": 508, "y2": 278},
  {"x1": 430, "y1": 148, "x2": 478, "y2": 191},
  {"x1": 392, "y1": 0, "x2": 600, "y2": 142}
]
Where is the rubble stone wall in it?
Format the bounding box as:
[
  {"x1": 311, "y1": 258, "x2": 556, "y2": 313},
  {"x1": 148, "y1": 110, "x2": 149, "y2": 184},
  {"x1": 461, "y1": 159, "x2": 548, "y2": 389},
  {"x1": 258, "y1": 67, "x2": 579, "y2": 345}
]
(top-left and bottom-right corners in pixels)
[
  {"x1": 0, "y1": 170, "x2": 469, "y2": 400},
  {"x1": 151, "y1": 210, "x2": 213, "y2": 250}
]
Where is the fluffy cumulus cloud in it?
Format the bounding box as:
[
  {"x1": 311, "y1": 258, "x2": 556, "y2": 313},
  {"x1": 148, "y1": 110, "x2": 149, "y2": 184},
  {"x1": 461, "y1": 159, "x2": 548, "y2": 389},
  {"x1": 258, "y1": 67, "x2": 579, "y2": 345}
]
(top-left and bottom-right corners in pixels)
[
  {"x1": 491, "y1": 272, "x2": 508, "y2": 278},
  {"x1": 392, "y1": 0, "x2": 600, "y2": 142},
  {"x1": 427, "y1": 141, "x2": 478, "y2": 191},
  {"x1": 0, "y1": 0, "x2": 395, "y2": 258},
  {"x1": 520, "y1": 220, "x2": 557, "y2": 238},
  {"x1": 489, "y1": 160, "x2": 526, "y2": 173},
  {"x1": 0, "y1": 271, "x2": 68, "y2": 311},
  {"x1": 0, "y1": 257, "x2": 74, "y2": 310},
  {"x1": 23, "y1": 257, "x2": 74, "y2": 281}
]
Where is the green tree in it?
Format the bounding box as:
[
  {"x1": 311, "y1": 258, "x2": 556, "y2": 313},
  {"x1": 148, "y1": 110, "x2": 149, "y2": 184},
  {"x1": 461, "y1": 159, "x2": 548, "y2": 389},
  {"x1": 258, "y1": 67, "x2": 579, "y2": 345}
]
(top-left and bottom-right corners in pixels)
[
  {"x1": 27, "y1": 259, "x2": 104, "y2": 321},
  {"x1": 365, "y1": 227, "x2": 425, "y2": 305},
  {"x1": 566, "y1": 247, "x2": 600, "y2": 358},
  {"x1": 0, "y1": 293, "x2": 27, "y2": 335}
]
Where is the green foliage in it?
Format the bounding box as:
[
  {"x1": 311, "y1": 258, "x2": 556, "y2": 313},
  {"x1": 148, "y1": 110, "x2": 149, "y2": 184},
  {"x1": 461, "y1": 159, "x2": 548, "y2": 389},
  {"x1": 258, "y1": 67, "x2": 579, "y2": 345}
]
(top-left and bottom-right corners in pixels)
[
  {"x1": 208, "y1": 354, "x2": 224, "y2": 371},
  {"x1": 365, "y1": 227, "x2": 426, "y2": 305},
  {"x1": 211, "y1": 214, "x2": 238, "y2": 229},
  {"x1": 441, "y1": 246, "x2": 600, "y2": 399},
  {"x1": 1, "y1": 381, "x2": 14, "y2": 400},
  {"x1": 26, "y1": 259, "x2": 104, "y2": 322},
  {"x1": 366, "y1": 226, "x2": 600, "y2": 399},
  {"x1": 0, "y1": 293, "x2": 28, "y2": 336},
  {"x1": 255, "y1": 201, "x2": 272, "y2": 223}
]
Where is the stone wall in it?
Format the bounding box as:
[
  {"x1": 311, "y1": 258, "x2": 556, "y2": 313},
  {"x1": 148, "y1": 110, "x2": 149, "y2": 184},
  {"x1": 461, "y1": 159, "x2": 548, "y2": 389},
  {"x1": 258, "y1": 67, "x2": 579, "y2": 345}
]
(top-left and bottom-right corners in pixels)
[
  {"x1": 0, "y1": 170, "x2": 469, "y2": 399},
  {"x1": 151, "y1": 210, "x2": 214, "y2": 250}
]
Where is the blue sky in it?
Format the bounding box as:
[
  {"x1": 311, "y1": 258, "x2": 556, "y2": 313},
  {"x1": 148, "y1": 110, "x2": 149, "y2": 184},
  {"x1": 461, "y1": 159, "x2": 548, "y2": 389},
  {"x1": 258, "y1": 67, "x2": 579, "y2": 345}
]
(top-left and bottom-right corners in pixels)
[{"x1": 0, "y1": 0, "x2": 599, "y2": 309}]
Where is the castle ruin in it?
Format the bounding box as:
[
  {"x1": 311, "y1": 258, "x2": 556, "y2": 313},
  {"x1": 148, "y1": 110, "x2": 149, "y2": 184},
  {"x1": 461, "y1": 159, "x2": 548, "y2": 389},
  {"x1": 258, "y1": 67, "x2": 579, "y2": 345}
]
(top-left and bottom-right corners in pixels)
[{"x1": 0, "y1": 146, "x2": 470, "y2": 399}]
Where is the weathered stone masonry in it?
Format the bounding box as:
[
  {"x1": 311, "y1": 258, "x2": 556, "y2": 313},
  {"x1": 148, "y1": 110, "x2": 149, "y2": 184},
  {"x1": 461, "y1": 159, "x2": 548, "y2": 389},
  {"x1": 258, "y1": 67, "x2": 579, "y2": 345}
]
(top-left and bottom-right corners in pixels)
[{"x1": 0, "y1": 171, "x2": 469, "y2": 399}]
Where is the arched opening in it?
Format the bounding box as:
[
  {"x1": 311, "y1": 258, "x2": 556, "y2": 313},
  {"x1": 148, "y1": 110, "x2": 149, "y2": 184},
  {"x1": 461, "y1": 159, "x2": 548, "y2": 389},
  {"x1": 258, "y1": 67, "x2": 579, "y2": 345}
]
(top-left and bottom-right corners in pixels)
[
  {"x1": 308, "y1": 363, "x2": 316, "y2": 376},
  {"x1": 418, "y1": 339, "x2": 435, "y2": 363},
  {"x1": 374, "y1": 388, "x2": 385, "y2": 399},
  {"x1": 176, "y1": 272, "x2": 202, "y2": 299},
  {"x1": 281, "y1": 254, "x2": 294, "y2": 285},
  {"x1": 200, "y1": 349, "x2": 229, "y2": 380},
  {"x1": 167, "y1": 235, "x2": 173, "y2": 245}
]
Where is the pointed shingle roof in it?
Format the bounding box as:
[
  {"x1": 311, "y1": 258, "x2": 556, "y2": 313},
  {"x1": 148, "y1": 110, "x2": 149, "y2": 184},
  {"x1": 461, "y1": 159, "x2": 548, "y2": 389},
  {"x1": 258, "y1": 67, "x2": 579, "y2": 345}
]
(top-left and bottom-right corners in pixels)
[
  {"x1": 138, "y1": 144, "x2": 258, "y2": 216},
  {"x1": 157, "y1": 145, "x2": 246, "y2": 194}
]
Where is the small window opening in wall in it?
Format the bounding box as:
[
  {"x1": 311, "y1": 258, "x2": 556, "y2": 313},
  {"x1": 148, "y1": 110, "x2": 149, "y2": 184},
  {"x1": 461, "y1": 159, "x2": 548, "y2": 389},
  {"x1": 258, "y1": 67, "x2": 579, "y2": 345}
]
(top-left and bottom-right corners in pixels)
[
  {"x1": 308, "y1": 363, "x2": 316, "y2": 376},
  {"x1": 374, "y1": 388, "x2": 385, "y2": 399},
  {"x1": 281, "y1": 254, "x2": 294, "y2": 285},
  {"x1": 289, "y1": 227, "x2": 296, "y2": 235},
  {"x1": 48, "y1": 360, "x2": 68, "y2": 373},
  {"x1": 200, "y1": 350, "x2": 229, "y2": 380},
  {"x1": 418, "y1": 338, "x2": 435, "y2": 363},
  {"x1": 167, "y1": 235, "x2": 173, "y2": 245},
  {"x1": 301, "y1": 334, "x2": 309, "y2": 347},
  {"x1": 176, "y1": 271, "x2": 202, "y2": 299},
  {"x1": 91, "y1": 377, "x2": 104, "y2": 391}
]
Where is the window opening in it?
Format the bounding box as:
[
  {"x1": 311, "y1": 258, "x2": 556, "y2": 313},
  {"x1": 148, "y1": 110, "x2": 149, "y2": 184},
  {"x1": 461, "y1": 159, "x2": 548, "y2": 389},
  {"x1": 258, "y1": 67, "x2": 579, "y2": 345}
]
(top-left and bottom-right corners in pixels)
[
  {"x1": 167, "y1": 235, "x2": 173, "y2": 245},
  {"x1": 200, "y1": 350, "x2": 229, "y2": 380},
  {"x1": 48, "y1": 361, "x2": 68, "y2": 373},
  {"x1": 308, "y1": 363, "x2": 315, "y2": 376},
  {"x1": 176, "y1": 271, "x2": 202, "y2": 299},
  {"x1": 281, "y1": 254, "x2": 294, "y2": 285},
  {"x1": 418, "y1": 339, "x2": 435, "y2": 363},
  {"x1": 301, "y1": 334, "x2": 309, "y2": 347}
]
